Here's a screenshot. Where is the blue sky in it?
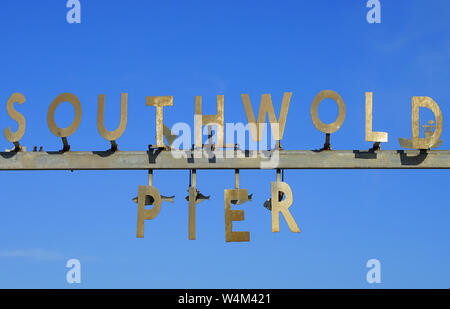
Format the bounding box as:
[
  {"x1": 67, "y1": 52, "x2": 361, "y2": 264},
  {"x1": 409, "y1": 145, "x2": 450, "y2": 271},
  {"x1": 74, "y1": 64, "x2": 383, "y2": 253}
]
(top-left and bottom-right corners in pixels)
[{"x1": 0, "y1": 0, "x2": 449, "y2": 288}]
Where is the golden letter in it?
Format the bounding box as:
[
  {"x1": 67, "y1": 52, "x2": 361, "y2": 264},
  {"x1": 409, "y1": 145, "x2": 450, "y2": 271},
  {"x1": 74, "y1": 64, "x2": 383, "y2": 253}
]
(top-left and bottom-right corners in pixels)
[
  {"x1": 188, "y1": 186, "x2": 196, "y2": 240},
  {"x1": 365, "y1": 92, "x2": 388, "y2": 143},
  {"x1": 195, "y1": 95, "x2": 224, "y2": 148},
  {"x1": 3, "y1": 93, "x2": 26, "y2": 143},
  {"x1": 47, "y1": 93, "x2": 82, "y2": 137},
  {"x1": 136, "y1": 185, "x2": 162, "y2": 238},
  {"x1": 271, "y1": 181, "x2": 300, "y2": 233},
  {"x1": 146, "y1": 96, "x2": 173, "y2": 148},
  {"x1": 241, "y1": 92, "x2": 291, "y2": 141},
  {"x1": 310, "y1": 90, "x2": 346, "y2": 134},
  {"x1": 97, "y1": 93, "x2": 127, "y2": 141},
  {"x1": 411, "y1": 97, "x2": 443, "y2": 149},
  {"x1": 224, "y1": 189, "x2": 250, "y2": 242}
]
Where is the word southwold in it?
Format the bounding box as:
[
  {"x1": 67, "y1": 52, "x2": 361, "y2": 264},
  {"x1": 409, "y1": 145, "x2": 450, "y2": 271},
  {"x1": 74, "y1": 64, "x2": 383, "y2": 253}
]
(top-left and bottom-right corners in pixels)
[{"x1": 1, "y1": 90, "x2": 444, "y2": 241}]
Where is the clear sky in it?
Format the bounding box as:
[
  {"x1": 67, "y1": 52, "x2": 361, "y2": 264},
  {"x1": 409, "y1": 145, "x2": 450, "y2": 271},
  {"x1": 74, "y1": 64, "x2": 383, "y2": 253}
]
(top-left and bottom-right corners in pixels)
[{"x1": 0, "y1": 0, "x2": 449, "y2": 288}]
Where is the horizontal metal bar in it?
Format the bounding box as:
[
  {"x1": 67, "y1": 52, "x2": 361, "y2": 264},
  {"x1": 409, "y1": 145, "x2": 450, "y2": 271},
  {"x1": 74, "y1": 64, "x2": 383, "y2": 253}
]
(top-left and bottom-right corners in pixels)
[{"x1": 0, "y1": 149, "x2": 450, "y2": 171}]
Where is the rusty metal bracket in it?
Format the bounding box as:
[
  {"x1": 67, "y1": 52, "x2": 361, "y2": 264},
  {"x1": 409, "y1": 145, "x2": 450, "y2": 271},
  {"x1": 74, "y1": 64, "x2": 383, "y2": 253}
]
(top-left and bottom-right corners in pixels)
[
  {"x1": 148, "y1": 144, "x2": 168, "y2": 151},
  {"x1": 61, "y1": 137, "x2": 70, "y2": 152},
  {"x1": 369, "y1": 142, "x2": 381, "y2": 152},
  {"x1": 12, "y1": 142, "x2": 22, "y2": 152},
  {"x1": 108, "y1": 140, "x2": 119, "y2": 152},
  {"x1": 319, "y1": 133, "x2": 332, "y2": 151}
]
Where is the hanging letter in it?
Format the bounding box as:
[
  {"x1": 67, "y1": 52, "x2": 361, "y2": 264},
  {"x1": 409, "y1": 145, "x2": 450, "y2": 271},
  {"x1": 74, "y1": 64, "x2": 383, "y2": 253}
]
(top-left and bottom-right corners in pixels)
[
  {"x1": 224, "y1": 189, "x2": 250, "y2": 242},
  {"x1": 136, "y1": 185, "x2": 162, "y2": 238},
  {"x1": 271, "y1": 181, "x2": 300, "y2": 233}
]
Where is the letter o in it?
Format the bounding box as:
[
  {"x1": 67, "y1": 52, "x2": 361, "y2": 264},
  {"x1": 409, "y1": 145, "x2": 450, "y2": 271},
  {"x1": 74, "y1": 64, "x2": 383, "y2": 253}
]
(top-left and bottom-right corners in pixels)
[
  {"x1": 47, "y1": 93, "x2": 82, "y2": 137},
  {"x1": 310, "y1": 90, "x2": 346, "y2": 134}
]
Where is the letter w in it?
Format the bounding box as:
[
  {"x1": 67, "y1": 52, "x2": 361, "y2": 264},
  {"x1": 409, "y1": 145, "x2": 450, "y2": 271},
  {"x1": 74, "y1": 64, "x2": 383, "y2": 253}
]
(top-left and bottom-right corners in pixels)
[{"x1": 241, "y1": 93, "x2": 292, "y2": 141}]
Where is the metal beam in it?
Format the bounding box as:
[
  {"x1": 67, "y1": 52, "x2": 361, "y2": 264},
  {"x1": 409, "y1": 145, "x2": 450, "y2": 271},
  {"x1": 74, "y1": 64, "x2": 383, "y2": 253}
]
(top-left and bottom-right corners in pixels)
[{"x1": 1, "y1": 149, "x2": 450, "y2": 170}]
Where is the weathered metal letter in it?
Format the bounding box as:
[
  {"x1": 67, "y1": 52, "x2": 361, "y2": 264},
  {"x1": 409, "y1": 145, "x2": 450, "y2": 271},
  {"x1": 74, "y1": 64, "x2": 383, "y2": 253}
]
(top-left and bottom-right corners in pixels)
[
  {"x1": 47, "y1": 93, "x2": 82, "y2": 137},
  {"x1": 188, "y1": 186, "x2": 196, "y2": 240},
  {"x1": 411, "y1": 97, "x2": 443, "y2": 149},
  {"x1": 136, "y1": 185, "x2": 162, "y2": 238},
  {"x1": 365, "y1": 92, "x2": 388, "y2": 143},
  {"x1": 97, "y1": 93, "x2": 127, "y2": 141},
  {"x1": 3, "y1": 93, "x2": 26, "y2": 143},
  {"x1": 146, "y1": 96, "x2": 173, "y2": 148},
  {"x1": 224, "y1": 189, "x2": 250, "y2": 242},
  {"x1": 271, "y1": 181, "x2": 300, "y2": 233},
  {"x1": 195, "y1": 95, "x2": 224, "y2": 148},
  {"x1": 241, "y1": 92, "x2": 291, "y2": 141},
  {"x1": 310, "y1": 90, "x2": 346, "y2": 134}
]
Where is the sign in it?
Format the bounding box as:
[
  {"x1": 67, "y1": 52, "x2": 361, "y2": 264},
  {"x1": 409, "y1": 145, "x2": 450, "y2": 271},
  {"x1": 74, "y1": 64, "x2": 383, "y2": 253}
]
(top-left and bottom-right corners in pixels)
[{"x1": 1, "y1": 90, "x2": 445, "y2": 241}]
